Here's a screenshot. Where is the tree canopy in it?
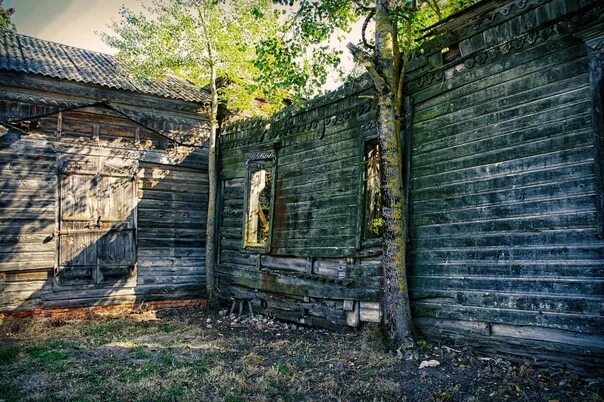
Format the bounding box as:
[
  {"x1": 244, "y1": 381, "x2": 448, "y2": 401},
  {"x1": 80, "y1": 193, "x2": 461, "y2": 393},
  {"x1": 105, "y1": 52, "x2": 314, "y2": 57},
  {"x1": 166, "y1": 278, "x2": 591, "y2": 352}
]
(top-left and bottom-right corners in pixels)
[
  {"x1": 0, "y1": 0, "x2": 15, "y2": 31},
  {"x1": 103, "y1": 0, "x2": 285, "y2": 117}
]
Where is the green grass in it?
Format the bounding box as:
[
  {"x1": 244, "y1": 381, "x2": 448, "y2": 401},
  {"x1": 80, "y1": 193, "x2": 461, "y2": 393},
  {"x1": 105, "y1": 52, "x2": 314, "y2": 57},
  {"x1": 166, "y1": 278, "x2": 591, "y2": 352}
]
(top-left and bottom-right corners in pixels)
[
  {"x1": 129, "y1": 345, "x2": 151, "y2": 359},
  {"x1": 0, "y1": 345, "x2": 19, "y2": 366},
  {"x1": 275, "y1": 362, "x2": 289, "y2": 375},
  {"x1": 193, "y1": 351, "x2": 222, "y2": 376},
  {"x1": 77, "y1": 320, "x2": 153, "y2": 346},
  {"x1": 0, "y1": 379, "x2": 21, "y2": 402},
  {"x1": 25, "y1": 340, "x2": 70, "y2": 370}
]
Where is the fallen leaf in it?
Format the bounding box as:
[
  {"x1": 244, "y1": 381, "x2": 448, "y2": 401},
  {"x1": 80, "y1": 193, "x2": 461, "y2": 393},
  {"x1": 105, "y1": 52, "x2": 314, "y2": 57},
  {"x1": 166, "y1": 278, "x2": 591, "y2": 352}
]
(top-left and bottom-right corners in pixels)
[{"x1": 419, "y1": 359, "x2": 440, "y2": 369}]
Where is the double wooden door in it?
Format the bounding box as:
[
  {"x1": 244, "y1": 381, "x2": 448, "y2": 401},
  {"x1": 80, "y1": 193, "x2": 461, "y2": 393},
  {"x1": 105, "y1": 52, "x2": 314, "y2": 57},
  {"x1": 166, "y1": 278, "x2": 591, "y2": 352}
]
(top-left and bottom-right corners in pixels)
[{"x1": 56, "y1": 154, "x2": 137, "y2": 285}]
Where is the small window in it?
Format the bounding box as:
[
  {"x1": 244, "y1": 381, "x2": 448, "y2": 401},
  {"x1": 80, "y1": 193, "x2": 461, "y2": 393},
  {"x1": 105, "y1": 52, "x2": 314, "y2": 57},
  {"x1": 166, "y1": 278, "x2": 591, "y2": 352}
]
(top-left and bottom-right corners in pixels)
[
  {"x1": 243, "y1": 151, "x2": 276, "y2": 251},
  {"x1": 363, "y1": 141, "x2": 382, "y2": 240}
]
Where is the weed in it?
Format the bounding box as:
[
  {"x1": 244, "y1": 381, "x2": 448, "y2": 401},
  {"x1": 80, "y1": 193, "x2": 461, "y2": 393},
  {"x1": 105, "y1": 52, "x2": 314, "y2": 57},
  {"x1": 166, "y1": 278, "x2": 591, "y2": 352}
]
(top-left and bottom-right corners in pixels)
[
  {"x1": 361, "y1": 323, "x2": 392, "y2": 351},
  {"x1": 416, "y1": 338, "x2": 432, "y2": 353},
  {"x1": 433, "y1": 384, "x2": 461, "y2": 402},
  {"x1": 0, "y1": 345, "x2": 19, "y2": 365},
  {"x1": 0, "y1": 379, "x2": 21, "y2": 402},
  {"x1": 25, "y1": 344, "x2": 69, "y2": 364},
  {"x1": 241, "y1": 351, "x2": 264, "y2": 366},
  {"x1": 78, "y1": 320, "x2": 149, "y2": 345},
  {"x1": 276, "y1": 362, "x2": 289, "y2": 375},
  {"x1": 130, "y1": 345, "x2": 150, "y2": 360},
  {"x1": 165, "y1": 385, "x2": 186, "y2": 399},
  {"x1": 225, "y1": 394, "x2": 245, "y2": 402},
  {"x1": 160, "y1": 350, "x2": 176, "y2": 367},
  {"x1": 193, "y1": 351, "x2": 222, "y2": 375},
  {"x1": 120, "y1": 361, "x2": 160, "y2": 382},
  {"x1": 158, "y1": 323, "x2": 173, "y2": 333}
]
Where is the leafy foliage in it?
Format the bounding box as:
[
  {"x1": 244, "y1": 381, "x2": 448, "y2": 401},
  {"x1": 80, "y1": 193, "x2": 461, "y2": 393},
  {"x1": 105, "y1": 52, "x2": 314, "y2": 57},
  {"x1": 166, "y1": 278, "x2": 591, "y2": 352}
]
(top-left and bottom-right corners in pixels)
[
  {"x1": 254, "y1": 0, "x2": 477, "y2": 103},
  {"x1": 102, "y1": 0, "x2": 285, "y2": 116},
  {"x1": 0, "y1": 0, "x2": 15, "y2": 31},
  {"x1": 254, "y1": 0, "x2": 363, "y2": 101}
]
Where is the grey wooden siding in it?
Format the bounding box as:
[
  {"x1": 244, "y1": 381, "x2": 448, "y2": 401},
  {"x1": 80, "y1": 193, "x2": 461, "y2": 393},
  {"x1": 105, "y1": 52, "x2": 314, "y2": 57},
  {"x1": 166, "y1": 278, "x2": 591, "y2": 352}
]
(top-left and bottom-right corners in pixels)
[
  {"x1": 405, "y1": 0, "x2": 604, "y2": 368},
  {"x1": 0, "y1": 74, "x2": 208, "y2": 310},
  {"x1": 217, "y1": 81, "x2": 384, "y2": 328}
]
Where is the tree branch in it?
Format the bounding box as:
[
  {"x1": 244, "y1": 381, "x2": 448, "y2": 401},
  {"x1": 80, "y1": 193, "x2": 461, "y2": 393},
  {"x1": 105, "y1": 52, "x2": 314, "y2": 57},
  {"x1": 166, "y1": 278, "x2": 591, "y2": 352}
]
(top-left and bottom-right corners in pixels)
[
  {"x1": 352, "y1": 0, "x2": 375, "y2": 12},
  {"x1": 426, "y1": 0, "x2": 443, "y2": 19},
  {"x1": 361, "y1": 8, "x2": 376, "y2": 49},
  {"x1": 347, "y1": 42, "x2": 387, "y2": 93}
]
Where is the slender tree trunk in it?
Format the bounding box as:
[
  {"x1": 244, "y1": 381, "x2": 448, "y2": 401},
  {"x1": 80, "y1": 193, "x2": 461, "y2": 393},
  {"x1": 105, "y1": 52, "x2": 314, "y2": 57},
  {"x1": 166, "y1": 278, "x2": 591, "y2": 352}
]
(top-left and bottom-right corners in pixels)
[
  {"x1": 349, "y1": 0, "x2": 413, "y2": 349},
  {"x1": 205, "y1": 65, "x2": 218, "y2": 303},
  {"x1": 200, "y1": 6, "x2": 218, "y2": 303}
]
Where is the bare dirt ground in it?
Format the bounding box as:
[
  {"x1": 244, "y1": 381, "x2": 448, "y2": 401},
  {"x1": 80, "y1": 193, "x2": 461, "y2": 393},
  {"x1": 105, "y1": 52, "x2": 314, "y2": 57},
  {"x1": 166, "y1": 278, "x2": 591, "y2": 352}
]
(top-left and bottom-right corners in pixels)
[{"x1": 0, "y1": 306, "x2": 602, "y2": 401}]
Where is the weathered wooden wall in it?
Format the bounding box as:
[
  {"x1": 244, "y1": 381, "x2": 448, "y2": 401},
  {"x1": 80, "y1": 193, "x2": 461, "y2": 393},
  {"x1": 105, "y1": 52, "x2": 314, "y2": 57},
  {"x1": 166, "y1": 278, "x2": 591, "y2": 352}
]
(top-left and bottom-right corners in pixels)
[
  {"x1": 0, "y1": 72, "x2": 208, "y2": 310},
  {"x1": 405, "y1": 0, "x2": 604, "y2": 369},
  {"x1": 217, "y1": 79, "x2": 383, "y2": 329}
]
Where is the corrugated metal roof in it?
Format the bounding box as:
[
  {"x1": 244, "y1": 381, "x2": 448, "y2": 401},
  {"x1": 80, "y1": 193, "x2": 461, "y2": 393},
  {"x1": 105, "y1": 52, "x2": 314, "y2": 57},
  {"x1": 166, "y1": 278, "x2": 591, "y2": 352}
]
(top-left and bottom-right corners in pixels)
[{"x1": 0, "y1": 30, "x2": 207, "y2": 103}]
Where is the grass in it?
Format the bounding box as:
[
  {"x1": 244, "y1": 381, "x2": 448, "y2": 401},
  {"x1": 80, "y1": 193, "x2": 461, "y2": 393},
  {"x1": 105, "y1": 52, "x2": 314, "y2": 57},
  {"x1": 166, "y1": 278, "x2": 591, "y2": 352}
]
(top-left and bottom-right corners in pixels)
[
  {"x1": 0, "y1": 307, "x2": 601, "y2": 402},
  {"x1": 0, "y1": 345, "x2": 19, "y2": 366}
]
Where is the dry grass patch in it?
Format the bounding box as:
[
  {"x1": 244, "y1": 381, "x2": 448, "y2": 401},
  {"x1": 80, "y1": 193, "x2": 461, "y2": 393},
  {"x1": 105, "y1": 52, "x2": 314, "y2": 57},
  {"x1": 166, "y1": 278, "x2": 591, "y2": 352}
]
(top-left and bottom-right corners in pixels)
[{"x1": 0, "y1": 307, "x2": 601, "y2": 402}]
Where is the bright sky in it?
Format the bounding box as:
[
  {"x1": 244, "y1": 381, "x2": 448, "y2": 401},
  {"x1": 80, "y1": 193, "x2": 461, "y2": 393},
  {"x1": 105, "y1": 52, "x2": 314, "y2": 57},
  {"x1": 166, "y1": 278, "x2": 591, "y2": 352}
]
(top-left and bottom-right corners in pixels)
[{"x1": 4, "y1": 0, "x2": 147, "y2": 54}]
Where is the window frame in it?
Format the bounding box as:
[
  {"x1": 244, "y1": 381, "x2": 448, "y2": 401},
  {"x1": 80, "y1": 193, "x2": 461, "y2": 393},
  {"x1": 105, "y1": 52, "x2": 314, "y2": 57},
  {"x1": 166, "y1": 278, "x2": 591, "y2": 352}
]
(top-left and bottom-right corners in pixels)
[
  {"x1": 356, "y1": 125, "x2": 382, "y2": 249},
  {"x1": 241, "y1": 149, "x2": 277, "y2": 253},
  {"x1": 584, "y1": 36, "x2": 604, "y2": 239}
]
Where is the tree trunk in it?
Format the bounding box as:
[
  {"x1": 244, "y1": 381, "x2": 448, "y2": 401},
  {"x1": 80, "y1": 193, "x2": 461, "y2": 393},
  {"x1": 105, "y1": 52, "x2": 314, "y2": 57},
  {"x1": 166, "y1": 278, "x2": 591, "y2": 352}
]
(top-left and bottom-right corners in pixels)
[
  {"x1": 205, "y1": 66, "x2": 218, "y2": 302},
  {"x1": 350, "y1": 0, "x2": 413, "y2": 349}
]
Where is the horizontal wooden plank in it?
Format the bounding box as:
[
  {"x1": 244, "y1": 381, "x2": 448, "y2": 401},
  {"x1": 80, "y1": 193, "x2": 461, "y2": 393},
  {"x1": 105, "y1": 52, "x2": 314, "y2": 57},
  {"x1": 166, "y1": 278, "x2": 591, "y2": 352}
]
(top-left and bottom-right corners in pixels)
[
  {"x1": 261, "y1": 255, "x2": 311, "y2": 274},
  {"x1": 412, "y1": 36, "x2": 581, "y2": 103},
  {"x1": 412, "y1": 302, "x2": 603, "y2": 333},
  {"x1": 409, "y1": 275, "x2": 603, "y2": 296},
  {"x1": 411, "y1": 161, "x2": 593, "y2": 202},
  {"x1": 216, "y1": 265, "x2": 380, "y2": 301},
  {"x1": 412, "y1": 211, "x2": 597, "y2": 236},
  {"x1": 278, "y1": 139, "x2": 359, "y2": 167},
  {"x1": 414, "y1": 57, "x2": 588, "y2": 124},
  {"x1": 412, "y1": 128, "x2": 592, "y2": 179},
  {"x1": 414, "y1": 111, "x2": 591, "y2": 169},
  {"x1": 0, "y1": 242, "x2": 54, "y2": 253},
  {"x1": 138, "y1": 274, "x2": 204, "y2": 286},
  {"x1": 409, "y1": 260, "x2": 604, "y2": 278},
  {"x1": 410, "y1": 288, "x2": 603, "y2": 315},
  {"x1": 414, "y1": 68, "x2": 589, "y2": 134},
  {"x1": 137, "y1": 247, "x2": 204, "y2": 258},
  {"x1": 137, "y1": 238, "x2": 205, "y2": 248},
  {"x1": 412, "y1": 177, "x2": 594, "y2": 216},
  {"x1": 137, "y1": 256, "x2": 205, "y2": 268},
  {"x1": 410, "y1": 228, "x2": 600, "y2": 249},
  {"x1": 412, "y1": 194, "x2": 597, "y2": 226}
]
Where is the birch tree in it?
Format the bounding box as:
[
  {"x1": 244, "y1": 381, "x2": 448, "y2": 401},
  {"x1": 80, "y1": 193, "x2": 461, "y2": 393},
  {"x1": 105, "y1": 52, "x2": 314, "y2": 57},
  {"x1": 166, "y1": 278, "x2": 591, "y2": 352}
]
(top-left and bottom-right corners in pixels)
[{"x1": 103, "y1": 0, "x2": 283, "y2": 302}]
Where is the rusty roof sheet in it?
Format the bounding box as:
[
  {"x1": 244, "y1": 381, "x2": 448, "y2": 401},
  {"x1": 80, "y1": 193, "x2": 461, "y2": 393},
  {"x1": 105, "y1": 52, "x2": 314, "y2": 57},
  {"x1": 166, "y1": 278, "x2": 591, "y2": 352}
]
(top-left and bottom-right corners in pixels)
[{"x1": 0, "y1": 31, "x2": 207, "y2": 103}]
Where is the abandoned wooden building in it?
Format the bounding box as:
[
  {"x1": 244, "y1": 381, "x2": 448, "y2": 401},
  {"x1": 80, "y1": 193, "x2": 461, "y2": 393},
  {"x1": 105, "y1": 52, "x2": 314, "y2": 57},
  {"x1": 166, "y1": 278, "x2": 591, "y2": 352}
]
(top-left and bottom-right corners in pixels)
[
  {"x1": 216, "y1": 0, "x2": 604, "y2": 369},
  {"x1": 1, "y1": 0, "x2": 602, "y2": 370},
  {"x1": 0, "y1": 30, "x2": 209, "y2": 310}
]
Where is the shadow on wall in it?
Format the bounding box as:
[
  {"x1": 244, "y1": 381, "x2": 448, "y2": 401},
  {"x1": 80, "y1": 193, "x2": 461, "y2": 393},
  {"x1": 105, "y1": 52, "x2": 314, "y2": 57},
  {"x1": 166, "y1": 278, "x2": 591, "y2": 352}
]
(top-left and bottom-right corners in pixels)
[{"x1": 0, "y1": 112, "x2": 208, "y2": 312}]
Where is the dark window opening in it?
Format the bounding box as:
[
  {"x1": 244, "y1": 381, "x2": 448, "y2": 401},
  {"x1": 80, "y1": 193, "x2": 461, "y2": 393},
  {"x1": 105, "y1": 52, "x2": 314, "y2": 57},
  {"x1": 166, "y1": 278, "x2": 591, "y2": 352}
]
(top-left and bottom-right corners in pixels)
[{"x1": 363, "y1": 141, "x2": 382, "y2": 240}]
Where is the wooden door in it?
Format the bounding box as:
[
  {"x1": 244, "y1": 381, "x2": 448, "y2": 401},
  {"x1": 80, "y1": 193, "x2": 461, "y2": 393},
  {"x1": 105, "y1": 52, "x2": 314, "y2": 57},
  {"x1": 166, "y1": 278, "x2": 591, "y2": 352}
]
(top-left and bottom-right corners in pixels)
[{"x1": 56, "y1": 154, "x2": 137, "y2": 285}]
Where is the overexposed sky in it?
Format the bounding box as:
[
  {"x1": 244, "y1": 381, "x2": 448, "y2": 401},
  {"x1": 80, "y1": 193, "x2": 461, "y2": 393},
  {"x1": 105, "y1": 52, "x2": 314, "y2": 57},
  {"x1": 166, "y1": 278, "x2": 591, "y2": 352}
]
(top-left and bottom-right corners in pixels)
[{"x1": 5, "y1": 0, "x2": 147, "y2": 54}]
